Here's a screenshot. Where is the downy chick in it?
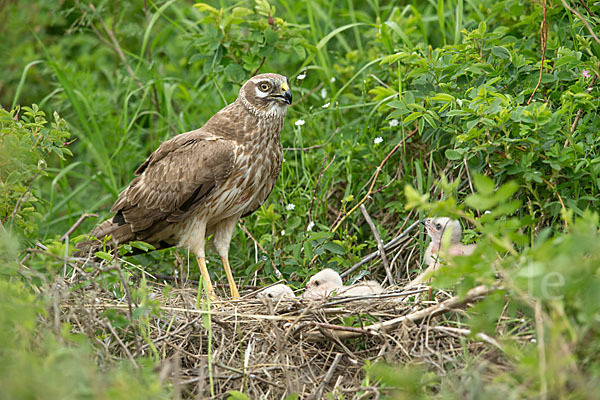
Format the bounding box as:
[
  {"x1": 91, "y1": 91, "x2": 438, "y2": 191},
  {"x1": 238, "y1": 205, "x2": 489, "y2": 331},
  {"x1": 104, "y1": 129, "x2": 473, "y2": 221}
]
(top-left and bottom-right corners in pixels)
[
  {"x1": 302, "y1": 268, "x2": 383, "y2": 299},
  {"x1": 257, "y1": 284, "x2": 295, "y2": 301},
  {"x1": 408, "y1": 217, "x2": 476, "y2": 287}
]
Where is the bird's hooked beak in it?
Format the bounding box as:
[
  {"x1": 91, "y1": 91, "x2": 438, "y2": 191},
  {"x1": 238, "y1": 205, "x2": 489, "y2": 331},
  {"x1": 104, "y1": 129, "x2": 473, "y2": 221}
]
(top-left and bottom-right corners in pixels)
[
  {"x1": 421, "y1": 218, "x2": 432, "y2": 232},
  {"x1": 271, "y1": 82, "x2": 292, "y2": 105}
]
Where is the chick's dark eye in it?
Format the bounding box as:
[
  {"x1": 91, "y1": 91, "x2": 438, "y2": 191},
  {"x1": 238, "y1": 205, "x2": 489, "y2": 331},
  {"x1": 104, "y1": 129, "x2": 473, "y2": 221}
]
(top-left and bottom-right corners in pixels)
[
  {"x1": 259, "y1": 82, "x2": 270, "y2": 91},
  {"x1": 435, "y1": 224, "x2": 442, "y2": 230},
  {"x1": 267, "y1": 293, "x2": 273, "y2": 298},
  {"x1": 314, "y1": 281, "x2": 320, "y2": 287}
]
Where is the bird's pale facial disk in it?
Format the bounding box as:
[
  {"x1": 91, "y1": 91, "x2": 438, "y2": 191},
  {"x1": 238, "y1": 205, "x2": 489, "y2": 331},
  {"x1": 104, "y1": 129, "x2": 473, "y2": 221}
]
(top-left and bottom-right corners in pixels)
[
  {"x1": 424, "y1": 218, "x2": 462, "y2": 243},
  {"x1": 253, "y1": 78, "x2": 292, "y2": 105},
  {"x1": 425, "y1": 218, "x2": 446, "y2": 240},
  {"x1": 254, "y1": 80, "x2": 274, "y2": 98}
]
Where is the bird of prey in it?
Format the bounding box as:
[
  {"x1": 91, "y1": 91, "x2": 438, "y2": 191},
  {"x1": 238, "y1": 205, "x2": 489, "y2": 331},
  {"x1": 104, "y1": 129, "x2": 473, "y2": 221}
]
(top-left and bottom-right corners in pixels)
[
  {"x1": 302, "y1": 268, "x2": 383, "y2": 299},
  {"x1": 76, "y1": 73, "x2": 292, "y2": 299},
  {"x1": 407, "y1": 217, "x2": 476, "y2": 287}
]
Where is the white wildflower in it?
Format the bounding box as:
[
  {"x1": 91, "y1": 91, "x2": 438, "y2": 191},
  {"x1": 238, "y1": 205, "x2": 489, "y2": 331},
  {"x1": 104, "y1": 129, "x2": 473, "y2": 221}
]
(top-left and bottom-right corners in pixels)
[
  {"x1": 320, "y1": 88, "x2": 327, "y2": 99},
  {"x1": 374, "y1": 137, "x2": 383, "y2": 145},
  {"x1": 531, "y1": 338, "x2": 537, "y2": 343},
  {"x1": 322, "y1": 102, "x2": 330, "y2": 108},
  {"x1": 282, "y1": 157, "x2": 286, "y2": 162},
  {"x1": 281, "y1": 230, "x2": 286, "y2": 236},
  {"x1": 389, "y1": 119, "x2": 399, "y2": 127},
  {"x1": 297, "y1": 72, "x2": 306, "y2": 80},
  {"x1": 295, "y1": 119, "x2": 305, "y2": 127},
  {"x1": 307, "y1": 221, "x2": 315, "y2": 231},
  {"x1": 286, "y1": 203, "x2": 296, "y2": 211},
  {"x1": 330, "y1": 77, "x2": 336, "y2": 83}
]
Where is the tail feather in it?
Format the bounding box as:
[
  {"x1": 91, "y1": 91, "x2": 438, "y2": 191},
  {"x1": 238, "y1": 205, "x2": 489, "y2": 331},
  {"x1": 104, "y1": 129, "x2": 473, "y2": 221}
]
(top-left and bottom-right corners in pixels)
[{"x1": 74, "y1": 218, "x2": 135, "y2": 258}]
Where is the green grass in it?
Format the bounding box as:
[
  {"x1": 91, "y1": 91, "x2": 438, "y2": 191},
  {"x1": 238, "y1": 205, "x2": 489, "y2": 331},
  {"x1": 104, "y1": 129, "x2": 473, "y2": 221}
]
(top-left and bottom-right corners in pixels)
[{"x1": 2, "y1": 0, "x2": 600, "y2": 398}]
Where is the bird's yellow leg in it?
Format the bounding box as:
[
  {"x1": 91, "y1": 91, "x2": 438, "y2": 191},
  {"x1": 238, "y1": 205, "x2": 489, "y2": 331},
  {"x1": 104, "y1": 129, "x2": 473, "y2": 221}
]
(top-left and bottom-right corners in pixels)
[
  {"x1": 196, "y1": 256, "x2": 217, "y2": 301},
  {"x1": 221, "y1": 256, "x2": 240, "y2": 299}
]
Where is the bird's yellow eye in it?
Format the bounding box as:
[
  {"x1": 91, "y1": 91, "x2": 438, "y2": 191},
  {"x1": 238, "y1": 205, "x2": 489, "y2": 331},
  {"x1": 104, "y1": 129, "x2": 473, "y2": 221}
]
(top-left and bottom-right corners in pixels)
[{"x1": 259, "y1": 82, "x2": 271, "y2": 92}]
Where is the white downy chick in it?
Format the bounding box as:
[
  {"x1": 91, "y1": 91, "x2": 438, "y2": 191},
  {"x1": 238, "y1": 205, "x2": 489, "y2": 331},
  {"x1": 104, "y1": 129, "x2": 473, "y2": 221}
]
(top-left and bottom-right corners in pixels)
[
  {"x1": 257, "y1": 284, "x2": 295, "y2": 301},
  {"x1": 302, "y1": 268, "x2": 384, "y2": 299},
  {"x1": 408, "y1": 217, "x2": 476, "y2": 287},
  {"x1": 338, "y1": 280, "x2": 384, "y2": 296},
  {"x1": 423, "y1": 217, "x2": 476, "y2": 266},
  {"x1": 302, "y1": 268, "x2": 343, "y2": 299}
]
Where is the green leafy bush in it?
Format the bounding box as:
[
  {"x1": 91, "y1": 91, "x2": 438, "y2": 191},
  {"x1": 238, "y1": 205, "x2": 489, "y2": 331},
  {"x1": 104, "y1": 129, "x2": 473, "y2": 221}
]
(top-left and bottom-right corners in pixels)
[
  {"x1": 2, "y1": 0, "x2": 600, "y2": 398},
  {"x1": 0, "y1": 271, "x2": 169, "y2": 400},
  {"x1": 0, "y1": 105, "x2": 71, "y2": 239}
]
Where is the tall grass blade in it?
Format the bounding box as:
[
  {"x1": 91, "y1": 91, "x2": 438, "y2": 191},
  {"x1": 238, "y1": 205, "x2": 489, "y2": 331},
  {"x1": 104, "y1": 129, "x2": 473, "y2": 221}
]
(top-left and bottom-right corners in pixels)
[{"x1": 11, "y1": 60, "x2": 43, "y2": 109}]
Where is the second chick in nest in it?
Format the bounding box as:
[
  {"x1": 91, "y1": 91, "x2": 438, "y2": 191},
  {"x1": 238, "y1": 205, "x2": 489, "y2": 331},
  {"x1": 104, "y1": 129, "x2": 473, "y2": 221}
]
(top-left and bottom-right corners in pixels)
[
  {"x1": 257, "y1": 284, "x2": 295, "y2": 301},
  {"x1": 302, "y1": 268, "x2": 383, "y2": 300}
]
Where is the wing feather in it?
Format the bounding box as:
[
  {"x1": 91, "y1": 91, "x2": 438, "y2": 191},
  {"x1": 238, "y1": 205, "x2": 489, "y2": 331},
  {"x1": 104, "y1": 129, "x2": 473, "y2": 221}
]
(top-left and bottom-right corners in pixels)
[{"x1": 110, "y1": 132, "x2": 236, "y2": 233}]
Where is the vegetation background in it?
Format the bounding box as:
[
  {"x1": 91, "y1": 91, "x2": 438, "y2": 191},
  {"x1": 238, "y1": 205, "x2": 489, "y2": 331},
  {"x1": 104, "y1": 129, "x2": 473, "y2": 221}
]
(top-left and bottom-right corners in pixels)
[{"x1": 1, "y1": 0, "x2": 599, "y2": 398}]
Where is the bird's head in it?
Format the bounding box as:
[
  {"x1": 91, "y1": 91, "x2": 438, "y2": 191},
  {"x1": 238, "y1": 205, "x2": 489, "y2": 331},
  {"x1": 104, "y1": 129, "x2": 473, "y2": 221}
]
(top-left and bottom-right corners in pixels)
[
  {"x1": 302, "y1": 268, "x2": 343, "y2": 299},
  {"x1": 257, "y1": 284, "x2": 295, "y2": 301},
  {"x1": 239, "y1": 73, "x2": 292, "y2": 118},
  {"x1": 422, "y1": 217, "x2": 462, "y2": 244}
]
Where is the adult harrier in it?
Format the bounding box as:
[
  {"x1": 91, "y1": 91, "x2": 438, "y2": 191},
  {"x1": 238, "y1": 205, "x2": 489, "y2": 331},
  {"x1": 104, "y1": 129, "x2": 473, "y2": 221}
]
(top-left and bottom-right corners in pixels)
[{"x1": 76, "y1": 73, "x2": 292, "y2": 299}]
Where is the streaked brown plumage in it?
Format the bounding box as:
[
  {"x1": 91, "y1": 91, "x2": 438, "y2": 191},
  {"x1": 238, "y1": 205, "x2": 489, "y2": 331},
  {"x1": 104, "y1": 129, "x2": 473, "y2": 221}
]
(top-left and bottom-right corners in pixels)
[{"x1": 76, "y1": 73, "x2": 292, "y2": 299}]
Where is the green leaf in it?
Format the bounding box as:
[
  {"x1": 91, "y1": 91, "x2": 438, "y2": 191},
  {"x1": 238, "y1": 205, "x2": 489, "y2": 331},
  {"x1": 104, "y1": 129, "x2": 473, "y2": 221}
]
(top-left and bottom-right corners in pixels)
[
  {"x1": 307, "y1": 232, "x2": 333, "y2": 241},
  {"x1": 403, "y1": 111, "x2": 421, "y2": 124},
  {"x1": 322, "y1": 241, "x2": 345, "y2": 255},
  {"x1": 94, "y1": 251, "x2": 112, "y2": 261},
  {"x1": 495, "y1": 181, "x2": 519, "y2": 202},
  {"x1": 287, "y1": 216, "x2": 301, "y2": 231},
  {"x1": 264, "y1": 28, "x2": 278, "y2": 46},
  {"x1": 227, "y1": 390, "x2": 250, "y2": 400},
  {"x1": 404, "y1": 185, "x2": 429, "y2": 209},
  {"x1": 129, "y1": 241, "x2": 156, "y2": 252},
  {"x1": 423, "y1": 112, "x2": 438, "y2": 129},
  {"x1": 517, "y1": 262, "x2": 545, "y2": 278},
  {"x1": 464, "y1": 193, "x2": 496, "y2": 210},
  {"x1": 491, "y1": 46, "x2": 511, "y2": 60},
  {"x1": 224, "y1": 63, "x2": 246, "y2": 81},
  {"x1": 430, "y1": 93, "x2": 455, "y2": 103},
  {"x1": 445, "y1": 149, "x2": 465, "y2": 160},
  {"x1": 472, "y1": 174, "x2": 495, "y2": 195},
  {"x1": 193, "y1": 3, "x2": 219, "y2": 15}
]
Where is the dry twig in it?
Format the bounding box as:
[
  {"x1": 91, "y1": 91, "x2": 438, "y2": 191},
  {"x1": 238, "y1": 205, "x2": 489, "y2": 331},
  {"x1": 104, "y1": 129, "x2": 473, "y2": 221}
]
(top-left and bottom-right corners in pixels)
[
  {"x1": 341, "y1": 220, "x2": 420, "y2": 278},
  {"x1": 330, "y1": 128, "x2": 417, "y2": 233},
  {"x1": 360, "y1": 204, "x2": 394, "y2": 285},
  {"x1": 527, "y1": 0, "x2": 548, "y2": 105}
]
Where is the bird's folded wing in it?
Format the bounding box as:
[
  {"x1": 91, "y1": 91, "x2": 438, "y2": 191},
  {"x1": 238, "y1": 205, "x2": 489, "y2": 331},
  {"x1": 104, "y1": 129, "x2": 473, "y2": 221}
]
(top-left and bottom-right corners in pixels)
[{"x1": 110, "y1": 132, "x2": 236, "y2": 232}]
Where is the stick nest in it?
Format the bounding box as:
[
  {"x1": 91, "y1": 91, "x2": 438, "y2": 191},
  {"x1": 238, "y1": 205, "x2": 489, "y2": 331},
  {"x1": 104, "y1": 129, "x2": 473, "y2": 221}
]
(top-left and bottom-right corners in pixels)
[{"x1": 52, "y1": 271, "x2": 511, "y2": 399}]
